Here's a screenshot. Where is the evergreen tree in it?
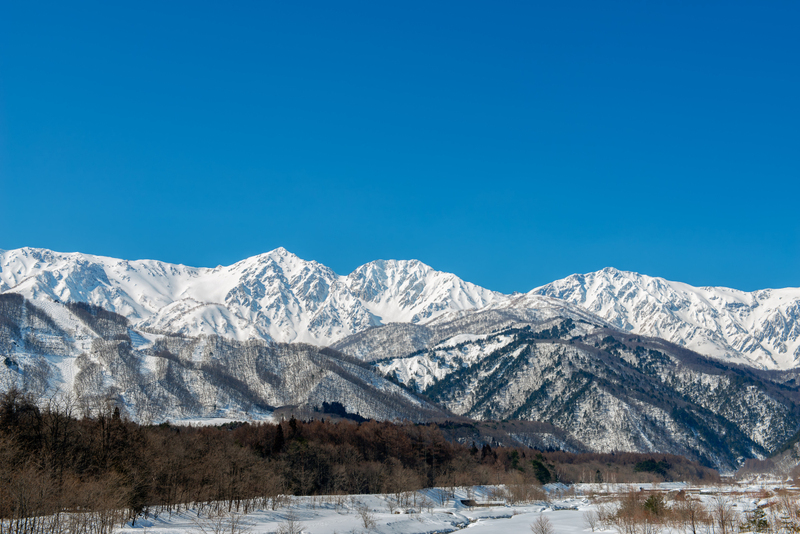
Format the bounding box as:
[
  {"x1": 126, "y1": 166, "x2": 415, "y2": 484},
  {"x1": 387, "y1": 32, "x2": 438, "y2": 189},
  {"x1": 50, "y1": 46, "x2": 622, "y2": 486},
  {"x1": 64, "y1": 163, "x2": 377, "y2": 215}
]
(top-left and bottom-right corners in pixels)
[{"x1": 273, "y1": 424, "x2": 285, "y2": 454}]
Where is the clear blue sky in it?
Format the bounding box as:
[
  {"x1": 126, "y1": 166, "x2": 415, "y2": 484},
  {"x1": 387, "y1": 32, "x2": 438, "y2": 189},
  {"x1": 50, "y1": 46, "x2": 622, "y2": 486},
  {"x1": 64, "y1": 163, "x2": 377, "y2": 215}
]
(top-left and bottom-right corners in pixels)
[{"x1": 1, "y1": 2, "x2": 798, "y2": 293}]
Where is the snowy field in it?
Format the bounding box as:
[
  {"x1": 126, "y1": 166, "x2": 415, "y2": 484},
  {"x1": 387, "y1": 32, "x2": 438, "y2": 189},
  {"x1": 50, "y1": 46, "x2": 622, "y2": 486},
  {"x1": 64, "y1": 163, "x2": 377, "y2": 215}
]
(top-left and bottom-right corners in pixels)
[
  {"x1": 5, "y1": 481, "x2": 795, "y2": 534},
  {"x1": 110, "y1": 481, "x2": 798, "y2": 534},
  {"x1": 115, "y1": 487, "x2": 585, "y2": 534}
]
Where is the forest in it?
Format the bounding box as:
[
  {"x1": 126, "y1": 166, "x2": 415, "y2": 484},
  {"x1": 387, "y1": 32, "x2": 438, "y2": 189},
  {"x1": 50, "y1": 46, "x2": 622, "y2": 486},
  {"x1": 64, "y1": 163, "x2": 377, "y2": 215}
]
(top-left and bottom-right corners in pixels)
[{"x1": 0, "y1": 388, "x2": 720, "y2": 531}]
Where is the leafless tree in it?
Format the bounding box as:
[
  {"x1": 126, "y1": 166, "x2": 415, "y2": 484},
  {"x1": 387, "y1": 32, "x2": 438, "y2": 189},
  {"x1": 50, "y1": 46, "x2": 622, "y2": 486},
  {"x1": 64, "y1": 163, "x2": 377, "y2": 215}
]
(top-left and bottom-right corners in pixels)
[
  {"x1": 708, "y1": 495, "x2": 738, "y2": 534},
  {"x1": 531, "y1": 514, "x2": 554, "y2": 534},
  {"x1": 418, "y1": 495, "x2": 434, "y2": 514},
  {"x1": 275, "y1": 510, "x2": 304, "y2": 534},
  {"x1": 585, "y1": 510, "x2": 600, "y2": 532},
  {"x1": 355, "y1": 501, "x2": 377, "y2": 531},
  {"x1": 192, "y1": 510, "x2": 251, "y2": 534},
  {"x1": 676, "y1": 497, "x2": 709, "y2": 534}
]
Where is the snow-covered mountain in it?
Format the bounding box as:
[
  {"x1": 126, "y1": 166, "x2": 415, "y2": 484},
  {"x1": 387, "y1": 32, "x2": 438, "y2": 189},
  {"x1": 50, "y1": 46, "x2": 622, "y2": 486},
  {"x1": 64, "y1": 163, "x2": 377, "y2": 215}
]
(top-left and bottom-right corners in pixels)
[
  {"x1": 533, "y1": 268, "x2": 800, "y2": 370},
  {"x1": 4, "y1": 259, "x2": 800, "y2": 469},
  {"x1": 0, "y1": 293, "x2": 447, "y2": 423},
  {"x1": 2, "y1": 247, "x2": 799, "y2": 370},
  {"x1": 331, "y1": 294, "x2": 610, "y2": 362},
  {"x1": 0, "y1": 247, "x2": 502, "y2": 346},
  {"x1": 347, "y1": 259, "x2": 498, "y2": 324},
  {"x1": 369, "y1": 317, "x2": 800, "y2": 471}
]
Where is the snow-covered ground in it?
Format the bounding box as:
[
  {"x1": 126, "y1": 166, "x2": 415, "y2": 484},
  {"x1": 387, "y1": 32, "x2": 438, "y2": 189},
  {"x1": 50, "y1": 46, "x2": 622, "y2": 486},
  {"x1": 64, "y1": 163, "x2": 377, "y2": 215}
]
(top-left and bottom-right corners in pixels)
[
  {"x1": 111, "y1": 481, "x2": 800, "y2": 534},
  {"x1": 116, "y1": 487, "x2": 587, "y2": 534},
  {"x1": 6, "y1": 481, "x2": 797, "y2": 534}
]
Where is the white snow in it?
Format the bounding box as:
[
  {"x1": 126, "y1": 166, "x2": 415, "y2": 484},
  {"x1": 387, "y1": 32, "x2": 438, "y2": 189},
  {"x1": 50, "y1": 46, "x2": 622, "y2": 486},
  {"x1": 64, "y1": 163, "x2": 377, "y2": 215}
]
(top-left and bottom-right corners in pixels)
[
  {"x1": 534, "y1": 268, "x2": 800, "y2": 370},
  {"x1": 114, "y1": 487, "x2": 590, "y2": 534},
  {"x1": 0, "y1": 248, "x2": 504, "y2": 348},
  {"x1": 377, "y1": 333, "x2": 517, "y2": 392},
  {"x1": 4, "y1": 247, "x2": 799, "y2": 370},
  {"x1": 170, "y1": 415, "x2": 276, "y2": 426},
  {"x1": 108, "y1": 481, "x2": 792, "y2": 534}
]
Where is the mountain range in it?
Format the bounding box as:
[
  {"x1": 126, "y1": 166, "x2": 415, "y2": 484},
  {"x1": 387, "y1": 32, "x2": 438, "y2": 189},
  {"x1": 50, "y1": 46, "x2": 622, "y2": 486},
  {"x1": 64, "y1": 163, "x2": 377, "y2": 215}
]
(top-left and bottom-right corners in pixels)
[
  {"x1": 357, "y1": 315, "x2": 800, "y2": 471},
  {"x1": 533, "y1": 268, "x2": 800, "y2": 370},
  {"x1": 2, "y1": 246, "x2": 800, "y2": 471},
  {"x1": 1, "y1": 247, "x2": 797, "y2": 369},
  {"x1": 0, "y1": 247, "x2": 499, "y2": 347}
]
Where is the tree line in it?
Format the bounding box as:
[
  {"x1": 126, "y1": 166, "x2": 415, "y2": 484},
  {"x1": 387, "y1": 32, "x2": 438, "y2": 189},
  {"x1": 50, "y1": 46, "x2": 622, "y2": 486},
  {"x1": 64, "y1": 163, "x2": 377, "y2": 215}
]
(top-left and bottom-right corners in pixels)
[{"x1": 1, "y1": 388, "x2": 719, "y2": 532}]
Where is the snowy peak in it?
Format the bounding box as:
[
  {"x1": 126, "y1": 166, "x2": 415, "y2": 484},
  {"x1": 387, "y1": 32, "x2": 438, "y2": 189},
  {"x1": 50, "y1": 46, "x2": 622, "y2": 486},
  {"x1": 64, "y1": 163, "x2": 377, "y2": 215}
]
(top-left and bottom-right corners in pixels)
[
  {"x1": 533, "y1": 269, "x2": 800, "y2": 369},
  {"x1": 4, "y1": 248, "x2": 800, "y2": 369},
  {"x1": 346, "y1": 259, "x2": 502, "y2": 324},
  {"x1": 0, "y1": 247, "x2": 501, "y2": 346}
]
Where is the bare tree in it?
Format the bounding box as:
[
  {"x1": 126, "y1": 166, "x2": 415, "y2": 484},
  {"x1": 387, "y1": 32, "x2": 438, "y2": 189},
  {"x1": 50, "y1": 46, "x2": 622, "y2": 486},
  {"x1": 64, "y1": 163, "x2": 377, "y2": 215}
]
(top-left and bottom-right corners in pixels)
[
  {"x1": 585, "y1": 510, "x2": 600, "y2": 532},
  {"x1": 418, "y1": 494, "x2": 434, "y2": 514},
  {"x1": 192, "y1": 510, "x2": 251, "y2": 534},
  {"x1": 385, "y1": 496, "x2": 398, "y2": 514},
  {"x1": 676, "y1": 497, "x2": 708, "y2": 534},
  {"x1": 275, "y1": 510, "x2": 304, "y2": 534},
  {"x1": 709, "y1": 495, "x2": 738, "y2": 534},
  {"x1": 531, "y1": 515, "x2": 554, "y2": 534},
  {"x1": 774, "y1": 494, "x2": 800, "y2": 534},
  {"x1": 355, "y1": 501, "x2": 377, "y2": 531},
  {"x1": 596, "y1": 502, "x2": 616, "y2": 530}
]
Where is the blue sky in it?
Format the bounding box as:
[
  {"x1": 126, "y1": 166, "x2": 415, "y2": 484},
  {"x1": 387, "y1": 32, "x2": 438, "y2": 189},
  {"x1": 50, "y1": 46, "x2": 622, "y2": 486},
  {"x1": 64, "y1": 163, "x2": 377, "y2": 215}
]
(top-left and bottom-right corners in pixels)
[{"x1": 1, "y1": 2, "x2": 798, "y2": 293}]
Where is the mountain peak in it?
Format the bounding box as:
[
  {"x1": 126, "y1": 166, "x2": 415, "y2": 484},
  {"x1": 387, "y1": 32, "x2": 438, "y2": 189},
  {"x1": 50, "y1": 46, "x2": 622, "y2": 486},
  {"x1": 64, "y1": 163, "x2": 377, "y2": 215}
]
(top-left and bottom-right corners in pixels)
[
  {"x1": 239, "y1": 246, "x2": 298, "y2": 262},
  {"x1": 3, "y1": 246, "x2": 800, "y2": 369},
  {"x1": 534, "y1": 268, "x2": 800, "y2": 369},
  {"x1": 600, "y1": 266, "x2": 622, "y2": 274},
  {"x1": 0, "y1": 246, "x2": 501, "y2": 346}
]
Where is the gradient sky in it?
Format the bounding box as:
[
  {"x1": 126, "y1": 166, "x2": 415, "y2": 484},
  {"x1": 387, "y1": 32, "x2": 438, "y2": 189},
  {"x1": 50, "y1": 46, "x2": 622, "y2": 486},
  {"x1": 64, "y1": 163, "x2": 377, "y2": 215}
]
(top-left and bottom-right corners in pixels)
[{"x1": 1, "y1": 2, "x2": 798, "y2": 293}]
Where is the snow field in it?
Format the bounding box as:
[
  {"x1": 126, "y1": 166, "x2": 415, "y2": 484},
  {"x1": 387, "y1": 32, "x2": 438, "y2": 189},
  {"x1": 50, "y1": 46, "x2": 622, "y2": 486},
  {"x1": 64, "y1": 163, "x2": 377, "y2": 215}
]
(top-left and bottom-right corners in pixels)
[
  {"x1": 115, "y1": 487, "x2": 590, "y2": 534},
  {"x1": 7, "y1": 480, "x2": 794, "y2": 534},
  {"x1": 120, "y1": 486, "x2": 776, "y2": 534}
]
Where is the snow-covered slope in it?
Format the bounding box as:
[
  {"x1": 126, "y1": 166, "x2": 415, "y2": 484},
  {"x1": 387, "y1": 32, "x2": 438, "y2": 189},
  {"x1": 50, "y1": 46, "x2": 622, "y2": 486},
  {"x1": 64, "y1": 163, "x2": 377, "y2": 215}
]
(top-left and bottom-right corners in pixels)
[
  {"x1": 3, "y1": 248, "x2": 799, "y2": 370},
  {"x1": 0, "y1": 293, "x2": 447, "y2": 423},
  {"x1": 0, "y1": 247, "x2": 503, "y2": 346},
  {"x1": 374, "y1": 321, "x2": 800, "y2": 470},
  {"x1": 347, "y1": 259, "x2": 498, "y2": 324},
  {"x1": 533, "y1": 268, "x2": 800, "y2": 370},
  {"x1": 5, "y1": 285, "x2": 800, "y2": 469},
  {"x1": 332, "y1": 294, "x2": 610, "y2": 362}
]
